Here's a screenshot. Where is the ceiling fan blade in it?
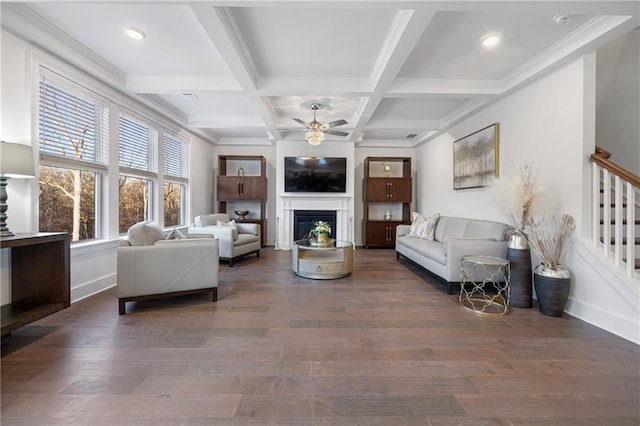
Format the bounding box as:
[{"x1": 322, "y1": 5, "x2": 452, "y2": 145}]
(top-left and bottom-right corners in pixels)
[
  {"x1": 324, "y1": 129, "x2": 349, "y2": 137},
  {"x1": 292, "y1": 118, "x2": 309, "y2": 126},
  {"x1": 326, "y1": 119, "x2": 348, "y2": 128}
]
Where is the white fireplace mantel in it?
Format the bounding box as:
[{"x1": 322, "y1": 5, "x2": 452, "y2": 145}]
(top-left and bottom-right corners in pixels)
[{"x1": 276, "y1": 193, "x2": 353, "y2": 250}]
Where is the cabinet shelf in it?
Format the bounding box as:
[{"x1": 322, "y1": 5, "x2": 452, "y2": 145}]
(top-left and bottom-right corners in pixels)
[
  {"x1": 217, "y1": 155, "x2": 267, "y2": 246},
  {"x1": 363, "y1": 157, "x2": 412, "y2": 248}
]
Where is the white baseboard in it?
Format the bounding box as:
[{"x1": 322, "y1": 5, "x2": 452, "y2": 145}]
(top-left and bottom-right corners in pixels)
[{"x1": 71, "y1": 273, "x2": 116, "y2": 303}]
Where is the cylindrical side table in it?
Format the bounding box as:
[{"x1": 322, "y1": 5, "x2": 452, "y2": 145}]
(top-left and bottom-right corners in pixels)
[{"x1": 459, "y1": 255, "x2": 510, "y2": 316}]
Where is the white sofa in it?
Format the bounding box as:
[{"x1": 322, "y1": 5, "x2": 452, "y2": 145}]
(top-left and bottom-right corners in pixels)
[
  {"x1": 117, "y1": 222, "x2": 219, "y2": 315},
  {"x1": 188, "y1": 213, "x2": 261, "y2": 266},
  {"x1": 396, "y1": 215, "x2": 511, "y2": 294}
]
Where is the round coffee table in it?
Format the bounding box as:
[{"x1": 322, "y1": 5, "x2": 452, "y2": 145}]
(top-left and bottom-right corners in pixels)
[{"x1": 292, "y1": 239, "x2": 353, "y2": 279}]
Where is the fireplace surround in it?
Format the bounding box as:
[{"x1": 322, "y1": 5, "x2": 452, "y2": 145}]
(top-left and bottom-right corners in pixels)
[{"x1": 277, "y1": 194, "x2": 352, "y2": 250}]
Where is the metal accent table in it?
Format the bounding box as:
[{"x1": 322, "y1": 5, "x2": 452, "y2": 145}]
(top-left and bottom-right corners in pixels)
[
  {"x1": 292, "y1": 239, "x2": 353, "y2": 279},
  {"x1": 459, "y1": 255, "x2": 510, "y2": 316}
]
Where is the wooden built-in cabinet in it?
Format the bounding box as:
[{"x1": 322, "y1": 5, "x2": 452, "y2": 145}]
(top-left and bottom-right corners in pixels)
[
  {"x1": 0, "y1": 232, "x2": 70, "y2": 337},
  {"x1": 363, "y1": 157, "x2": 412, "y2": 248},
  {"x1": 217, "y1": 155, "x2": 267, "y2": 246}
]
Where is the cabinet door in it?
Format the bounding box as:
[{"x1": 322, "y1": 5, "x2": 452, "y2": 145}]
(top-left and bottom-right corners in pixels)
[
  {"x1": 218, "y1": 176, "x2": 265, "y2": 200},
  {"x1": 366, "y1": 178, "x2": 411, "y2": 202},
  {"x1": 365, "y1": 221, "x2": 400, "y2": 247},
  {"x1": 217, "y1": 176, "x2": 243, "y2": 200},
  {"x1": 239, "y1": 176, "x2": 265, "y2": 200}
]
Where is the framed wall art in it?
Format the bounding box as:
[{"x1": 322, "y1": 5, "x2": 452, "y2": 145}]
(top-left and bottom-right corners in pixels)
[{"x1": 453, "y1": 123, "x2": 499, "y2": 189}]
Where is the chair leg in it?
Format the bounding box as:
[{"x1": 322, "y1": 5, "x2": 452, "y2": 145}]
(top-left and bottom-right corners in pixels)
[
  {"x1": 119, "y1": 299, "x2": 126, "y2": 315},
  {"x1": 256, "y1": 250, "x2": 260, "y2": 258}
]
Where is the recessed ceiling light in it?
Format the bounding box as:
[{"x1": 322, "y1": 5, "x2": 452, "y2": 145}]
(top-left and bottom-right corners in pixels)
[
  {"x1": 481, "y1": 32, "x2": 503, "y2": 47},
  {"x1": 180, "y1": 93, "x2": 199, "y2": 100},
  {"x1": 553, "y1": 14, "x2": 572, "y2": 24},
  {"x1": 125, "y1": 27, "x2": 145, "y2": 40}
]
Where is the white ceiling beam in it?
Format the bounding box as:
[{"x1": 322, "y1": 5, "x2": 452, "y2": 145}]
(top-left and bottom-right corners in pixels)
[
  {"x1": 257, "y1": 77, "x2": 373, "y2": 96},
  {"x1": 190, "y1": 4, "x2": 282, "y2": 141},
  {"x1": 388, "y1": 79, "x2": 502, "y2": 96},
  {"x1": 348, "y1": 8, "x2": 437, "y2": 142},
  {"x1": 126, "y1": 75, "x2": 242, "y2": 94}
]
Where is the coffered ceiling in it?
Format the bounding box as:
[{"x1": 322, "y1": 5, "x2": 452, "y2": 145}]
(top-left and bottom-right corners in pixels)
[{"x1": 3, "y1": 1, "x2": 639, "y2": 147}]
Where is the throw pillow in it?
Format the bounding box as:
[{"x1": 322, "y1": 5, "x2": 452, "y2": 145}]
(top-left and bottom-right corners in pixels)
[
  {"x1": 423, "y1": 213, "x2": 440, "y2": 240},
  {"x1": 165, "y1": 228, "x2": 186, "y2": 240},
  {"x1": 217, "y1": 219, "x2": 239, "y2": 240},
  {"x1": 127, "y1": 221, "x2": 165, "y2": 246},
  {"x1": 409, "y1": 212, "x2": 427, "y2": 238}
]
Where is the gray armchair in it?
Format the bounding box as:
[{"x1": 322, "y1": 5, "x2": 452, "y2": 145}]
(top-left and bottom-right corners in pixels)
[
  {"x1": 188, "y1": 213, "x2": 261, "y2": 266},
  {"x1": 117, "y1": 221, "x2": 219, "y2": 314}
]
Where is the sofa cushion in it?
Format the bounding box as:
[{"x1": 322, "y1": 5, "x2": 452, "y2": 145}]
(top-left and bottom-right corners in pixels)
[
  {"x1": 235, "y1": 233, "x2": 260, "y2": 247},
  {"x1": 127, "y1": 221, "x2": 165, "y2": 246},
  {"x1": 434, "y1": 216, "x2": 511, "y2": 243},
  {"x1": 217, "y1": 219, "x2": 239, "y2": 240},
  {"x1": 397, "y1": 235, "x2": 446, "y2": 264}
]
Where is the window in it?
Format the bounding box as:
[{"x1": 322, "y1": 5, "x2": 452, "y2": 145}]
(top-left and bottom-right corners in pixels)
[
  {"x1": 37, "y1": 70, "x2": 108, "y2": 242},
  {"x1": 118, "y1": 112, "x2": 158, "y2": 233},
  {"x1": 163, "y1": 133, "x2": 188, "y2": 226}
]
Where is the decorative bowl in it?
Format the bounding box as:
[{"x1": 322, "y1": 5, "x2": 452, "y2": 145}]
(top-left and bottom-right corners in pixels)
[{"x1": 234, "y1": 210, "x2": 249, "y2": 220}]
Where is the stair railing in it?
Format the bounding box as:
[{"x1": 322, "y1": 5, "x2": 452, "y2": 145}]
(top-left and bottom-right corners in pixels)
[{"x1": 591, "y1": 146, "x2": 640, "y2": 279}]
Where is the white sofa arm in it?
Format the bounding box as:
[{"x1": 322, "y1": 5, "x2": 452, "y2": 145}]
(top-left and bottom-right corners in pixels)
[
  {"x1": 117, "y1": 239, "x2": 219, "y2": 298},
  {"x1": 187, "y1": 226, "x2": 234, "y2": 258},
  {"x1": 444, "y1": 238, "x2": 508, "y2": 282},
  {"x1": 396, "y1": 224, "x2": 411, "y2": 238}
]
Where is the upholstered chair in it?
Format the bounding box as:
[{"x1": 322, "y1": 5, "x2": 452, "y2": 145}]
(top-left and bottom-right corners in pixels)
[
  {"x1": 117, "y1": 221, "x2": 219, "y2": 315},
  {"x1": 188, "y1": 213, "x2": 260, "y2": 266}
]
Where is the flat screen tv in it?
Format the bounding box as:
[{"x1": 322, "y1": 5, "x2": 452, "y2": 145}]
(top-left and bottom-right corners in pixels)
[{"x1": 284, "y1": 157, "x2": 347, "y2": 193}]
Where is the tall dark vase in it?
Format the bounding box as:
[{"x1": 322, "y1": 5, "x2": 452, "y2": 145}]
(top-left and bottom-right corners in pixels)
[
  {"x1": 506, "y1": 230, "x2": 532, "y2": 308},
  {"x1": 533, "y1": 264, "x2": 571, "y2": 317}
]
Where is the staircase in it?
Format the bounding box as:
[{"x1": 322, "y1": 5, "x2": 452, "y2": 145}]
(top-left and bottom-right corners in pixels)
[{"x1": 591, "y1": 147, "x2": 640, "y2": 280}]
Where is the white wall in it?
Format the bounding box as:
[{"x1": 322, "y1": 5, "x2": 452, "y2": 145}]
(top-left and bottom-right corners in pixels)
[
  {"x1": 596, "y1": 29, "x2": 640, "y2": 175},
  {"x1": 417, "y1": 57, "x2": 639, "y2": 344}
]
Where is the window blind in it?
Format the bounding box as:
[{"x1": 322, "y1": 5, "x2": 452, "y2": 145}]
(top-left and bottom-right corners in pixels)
[
  {"x1": 118, "y1": 114, "x2": 158, "y2": 173},
  {"x1": 163, "y1": 133, "x2": 188, "y2": 179},
  {"x1": 38, "y1": 78, "x2": 108, "y2": 164}
]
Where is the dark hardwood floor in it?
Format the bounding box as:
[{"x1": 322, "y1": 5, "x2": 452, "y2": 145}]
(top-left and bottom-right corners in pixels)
[{"x1": 2, "y1": 248, "x2": 639, "y2": 425}]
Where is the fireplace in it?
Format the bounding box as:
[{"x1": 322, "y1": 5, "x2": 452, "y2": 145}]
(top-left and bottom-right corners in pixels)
[
  {"x1": 277, "y1": 194, "x2": 352, "y2": 250},
  {"x1": 293, "y1": 210, "x2": 337, "y2": 240}
]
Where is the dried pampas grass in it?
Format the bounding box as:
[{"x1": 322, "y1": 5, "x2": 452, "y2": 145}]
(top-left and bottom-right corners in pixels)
[
  {"x1": 492, "y1": 163, "x2": 552, "y2": 232},
  {"x1": 525, "y1": 213, "x2": 575, "y2": 269}
]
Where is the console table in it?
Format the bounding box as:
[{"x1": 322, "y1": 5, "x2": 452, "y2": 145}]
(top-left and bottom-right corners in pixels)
[
  {"x1": 292, "y1": 239, "x2": 353, "y2": 279},
  {"x1": 0, "y1": 232, "x2": 70, "y2": 337}
]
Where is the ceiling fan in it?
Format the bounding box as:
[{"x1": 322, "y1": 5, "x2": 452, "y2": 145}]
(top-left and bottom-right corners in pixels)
[{"x1": 292, "y1": 103, "x2": 348, "y2": 144}]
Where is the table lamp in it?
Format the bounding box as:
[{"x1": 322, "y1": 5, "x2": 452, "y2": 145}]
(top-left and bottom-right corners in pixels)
[{"x1": 0, "y1": 141, "x2": 36, "y2": 237}]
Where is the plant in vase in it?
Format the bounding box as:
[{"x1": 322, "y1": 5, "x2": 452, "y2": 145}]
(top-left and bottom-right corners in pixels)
[
  {"x1": 524, "y1": 213, "x2": 576, "y2": 317},
  {"x1": 311, "y1": 220, "x2": 331, "y2": 244},
  {"x1": 493, "y1": 164, "x2": 550, "y2": 308}
]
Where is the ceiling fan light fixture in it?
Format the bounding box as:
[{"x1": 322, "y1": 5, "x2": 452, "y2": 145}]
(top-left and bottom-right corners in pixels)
[
  {"x1": 481, "y1": 32, "x2": 502, "y2": 47},
  {"x1": 305, "y1": 130, "x2": 324, "y2": 145}
]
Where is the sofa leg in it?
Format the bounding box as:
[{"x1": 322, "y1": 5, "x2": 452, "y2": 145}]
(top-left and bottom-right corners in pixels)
[
  {"x1": 396, "y1": 252, "x2": 400, "y2": 260},
  {"x1": 447, "y1": 283, "x2": 454, "y2": 295},
  {"x1": 119, "y1": 299, "x2": 126, "y2": 315},
  {"x1": 228, "y1": 259, "x2": 234, "y2": 267},
  {"x1": 212, "y1": 288, "x2": 218, "y2": 302},
  {"x1": 256, "y1": 250, "x2": 260, "y2": 258}
]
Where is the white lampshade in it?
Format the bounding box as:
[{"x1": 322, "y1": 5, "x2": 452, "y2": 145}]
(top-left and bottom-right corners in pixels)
[
  {"x1": 305, "y1": 131, "x2": 324, "y2": 146},
  {"x1": 1, "y1": 141, "x2": 35, "y2": 178}
]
